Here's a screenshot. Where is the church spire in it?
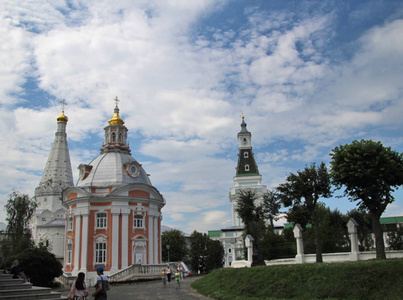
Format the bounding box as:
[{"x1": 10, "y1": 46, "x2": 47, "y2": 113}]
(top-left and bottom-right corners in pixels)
[
  {"x1": 38, "y1": 102, "x2": 74, "y2": 187},
  {"x1": 235, "y1": 114, "x2": 260, "y2": 176}
]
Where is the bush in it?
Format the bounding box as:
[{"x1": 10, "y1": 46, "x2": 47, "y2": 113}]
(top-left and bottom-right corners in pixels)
[{"x1": 2, "y1": 246, "x2": 63, "y2": 287}]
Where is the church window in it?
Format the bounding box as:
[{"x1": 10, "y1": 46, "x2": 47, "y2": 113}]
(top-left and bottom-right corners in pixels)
[
  {"x1": 134, "y1": 214, "x2": 144, "y2": 228},
  {"x1": 245, "y1": 164, "x2": 250, "y2": 171},
  {"x1": 119, "y1": 133, "x2": 123, "y2": 143},
  {"x1": 243, "y1": 138, "x2": 247, "y2": 145},
  {"x1": 67, "y1": 243, "x2": 72, "y2": 264},
  {"x1": 96, "y1": 212, "x2": 107, "y2": 229},
  {"x1": 95, "y1": 241, "x2": 107, "y2": 264},
  {"x1": 244, "y1": 152, "x2": 249, "y2": 158},
  {"x1": 112, "y1": 132, "x2": 116, "y2": 143},
  {"x1": 42, "y1": 217, "x2": 46, "y2": 222},
  {"x1": 68, "y1": 217, "x2": 73, "y2": 231}
]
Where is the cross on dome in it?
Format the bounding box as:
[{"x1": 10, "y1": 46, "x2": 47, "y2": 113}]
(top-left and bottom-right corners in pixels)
[
  {"x1": 114, "y1": 96, "x2": 119, "y2": 107},
  {"x1": 60, "y1": 99, "x2": 67, "y2": 112}
]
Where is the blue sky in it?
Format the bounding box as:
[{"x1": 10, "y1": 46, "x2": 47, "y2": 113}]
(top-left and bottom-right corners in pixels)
[{"x1": 1, "y1": 0, "x2": 403, "y2": 233}]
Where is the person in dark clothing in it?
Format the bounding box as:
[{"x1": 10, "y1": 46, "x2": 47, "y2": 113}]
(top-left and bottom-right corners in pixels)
[{"x1": 10, "y1": 260, "x2": 28, "y2": 283}]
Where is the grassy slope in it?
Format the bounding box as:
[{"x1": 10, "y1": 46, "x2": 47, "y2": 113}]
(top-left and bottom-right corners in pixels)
[{"x1": 191, "y1": 259, "x2": 403, "y2": 300}]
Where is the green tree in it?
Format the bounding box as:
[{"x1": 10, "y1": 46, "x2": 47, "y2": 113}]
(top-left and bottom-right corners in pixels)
[
  {"x1": 205, "y1": 239, "x2": 224, "y2": 271},
  {"x1": 263, "y1": 190, "x2": 282, "y2": 229},
  {"x1": 235, "y1": 190, "x2": 266, "y2": 265},
  {"x1": 189, "y1": 231, "x2": 224, "y2": 274},
  {"x1": 2, "y1": 245, "x2": 62, "y2": 287},
  {"x1": 1, "y1": 191, "x2": 36, "y2": 259},
  {"x1": 277, "y1": 162, "x2": 332, "y2": 263},
  {"x1": 386, "y1": 227, "x2": 403, "y2": 250},
  {"x1": 189, "y1": 231, "x2": 208, "y2": 274},
  {"x1": 330, "y1": 139, "x2": 403, "y2": 259},
  {"x1": 161, "y1": 229, "x2": 188, "y2": 262}
]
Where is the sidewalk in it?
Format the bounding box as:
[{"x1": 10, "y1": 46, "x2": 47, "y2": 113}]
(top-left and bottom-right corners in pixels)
[{"x1": 60, "y1": 276, "x2": 212, "y2": 300}]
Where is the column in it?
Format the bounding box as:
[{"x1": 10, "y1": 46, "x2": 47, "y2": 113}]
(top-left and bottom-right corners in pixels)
[
  {"x1": 73, "y1": 215, "x2": 81, "y2": 274},
  {"x1": 293, "y1": 224, "x2": 304, "y2": 264},
  {"x1": 121, "y1": 209, "x2": 130, "y2": 268},
  {"x1": 80, "y1": 211, "x2": 89, "y2": 273},
  {"x1": 110, "y1": 210, "x2": 120, "y2": 273},
  {"x1": 148, "y1": 213, "x2": 154, "y2": 264},
  {"x1": 347, "y1": 218, "x2": 359, "y2": 261},
  {"x1": 154, "y1": 214, "x2": 159, "y2": 263}
]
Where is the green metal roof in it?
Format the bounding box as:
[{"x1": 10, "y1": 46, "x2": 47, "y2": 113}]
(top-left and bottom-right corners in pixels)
[
  {"x1": 208, "y1": 230, "x2": 221, "y2": 237},
  {"x1": 380, "y1": 216, "x2": 403, "y2": 224}
]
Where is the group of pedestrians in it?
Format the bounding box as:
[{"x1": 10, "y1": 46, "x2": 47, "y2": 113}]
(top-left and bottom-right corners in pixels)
[
  {"x1": 162, "y1": 264, "x2": 185, "y2": 289},
  {"x1": 67, "y1": 266, "x2": 110, "y2": 300}
]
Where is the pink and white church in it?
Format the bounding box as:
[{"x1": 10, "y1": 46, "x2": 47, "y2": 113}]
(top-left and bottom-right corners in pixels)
[{"x1": 32, "y1": 98, "x2": 166, "y2": 281}]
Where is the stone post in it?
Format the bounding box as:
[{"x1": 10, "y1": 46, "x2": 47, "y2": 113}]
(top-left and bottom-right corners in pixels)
[
  {"x1": 245, "y1": 234, "x2": 254, "y2": 264},
  {"x1": 293, "y1": 224, "x2": 304, "y2": 264},
  {"x1": 347, "y1": 218, "x2": 359, "y2": 261}
]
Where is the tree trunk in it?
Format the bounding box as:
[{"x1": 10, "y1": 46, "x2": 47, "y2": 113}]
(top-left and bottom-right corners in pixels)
[
  {"x1": 370, "y1": 212, "x2": 386, "y2": 259},
  {"x1": 313, "y1": 210, "x2": 323, "y2": 263}
]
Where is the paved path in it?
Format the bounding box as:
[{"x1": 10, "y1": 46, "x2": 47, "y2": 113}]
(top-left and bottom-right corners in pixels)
[{"x1": 60, "y1": 276, "x2": 212, "y2": 300}]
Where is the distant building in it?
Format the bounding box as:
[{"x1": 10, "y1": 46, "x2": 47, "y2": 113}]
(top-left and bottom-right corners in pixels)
[{"x1": 209, "y1": 115, "x2": 268, "y2": 267}]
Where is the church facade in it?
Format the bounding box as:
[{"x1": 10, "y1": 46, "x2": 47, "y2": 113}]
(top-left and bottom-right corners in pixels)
[
  {"x1": 62, "y1": 101, "x2": 165, "y2": 280},
  {"x1": 33, "y1": 99, "x2": 165, "y2": 281}
]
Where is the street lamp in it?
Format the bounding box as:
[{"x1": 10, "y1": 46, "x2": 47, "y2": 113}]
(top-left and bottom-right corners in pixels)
[{"x1": 166, "y1": 244, "x2": 170, "y2": 263}]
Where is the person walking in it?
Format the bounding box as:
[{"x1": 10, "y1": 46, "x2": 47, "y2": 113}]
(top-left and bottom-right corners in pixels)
[
  {"x1": 92, "y1": 266, "x2": 110, "y2": 299},
  {"x1": 162, "y1": 267, "x2": 167, "y2": 287},
  {"x1": 68, "y1": 272, "x2": 89, "y2": 300},
  {"x1": 166, "y1": 265, "x2": 172, "y2": 283},
  {"x1": 175, "y1": 270, "x2": 180, "y2": 289}
]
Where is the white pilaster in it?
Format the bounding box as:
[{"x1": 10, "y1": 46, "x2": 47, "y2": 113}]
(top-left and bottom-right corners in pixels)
[
  {"x1": 80, "y1": 211, "x2": 89, "y2": 273},
  {"x1": 73, "y1": 215, "x2": 81, "y2": 274},
  {"x1": 111, "y1": 210, "x2": 120, "y2": 273},
  {"x1": 148, "y1": 214, "x2": 154, "y2": 264},
  {"x1": 121, "y1": 209, "x2": 130, "y2": 268},
  {"x1": 154, "y1": 214, "x2": 159, "y2": 263}
]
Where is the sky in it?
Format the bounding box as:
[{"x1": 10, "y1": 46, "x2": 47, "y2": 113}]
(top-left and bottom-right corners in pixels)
[{"x1": 1, "y1": 0, "x2": 403, "y2": 234}]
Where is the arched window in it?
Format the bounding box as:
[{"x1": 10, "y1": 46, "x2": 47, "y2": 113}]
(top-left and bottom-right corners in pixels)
[
  {"x1": 244, "y1": 152, "x2": 249, "y2": 158},
  {"x1": 245, "y1": 164, "x2": 250, "y2": 171},
  {"x1": 111, "y1": 132, "x2": 116, "y2": 143},
  {"x1": 243, "y1": 138, "x2": 247, "y2": 145},
  {"x1": 119, "y1": 133, "x2": 123, "y2": 143}
]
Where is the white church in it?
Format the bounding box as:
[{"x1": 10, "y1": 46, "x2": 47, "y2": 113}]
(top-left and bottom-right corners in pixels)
[{"x1": 31, "y1": 99, "x2": 166, "y2": 281}]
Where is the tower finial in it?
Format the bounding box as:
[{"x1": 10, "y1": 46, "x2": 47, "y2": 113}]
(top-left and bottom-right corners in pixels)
[
  {"x1": 60, "y1": 99, "x2": 67, "y2": 112},
  {"x1": 114, "y1": 96, "x2": 119, "y2": 108},
  {"x1": 241, "y1": 113, "x2": 244, "y2": 119}
]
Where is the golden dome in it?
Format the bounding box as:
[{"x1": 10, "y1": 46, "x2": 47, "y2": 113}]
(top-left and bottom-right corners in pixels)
[
  {"x1": 57, "y1": 111, "x2": 68, "y2": 123},
  {"x1": 108, "y1": 96, "x2": 125, "y2": 125},
  {"x1": 108, "y1": 110, "x2": 125, "y2": 125}
]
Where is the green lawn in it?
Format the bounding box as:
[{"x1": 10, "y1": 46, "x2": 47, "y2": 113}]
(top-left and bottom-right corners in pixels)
[{"x1": 191, "y1": 259, "x2": 403, "y2": 300}]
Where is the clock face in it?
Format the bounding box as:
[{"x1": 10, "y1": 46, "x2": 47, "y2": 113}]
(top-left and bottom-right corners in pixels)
[{"x1": 127, "y1": 163, "x2": 140, "y2": 177}]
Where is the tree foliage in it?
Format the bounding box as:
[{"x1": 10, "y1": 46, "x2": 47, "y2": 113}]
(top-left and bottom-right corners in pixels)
[
  {"x1": 189, "y1": 231, "x2": 224, "y2": 274},
  {"x1": 161, "y1": 229, "x2": 188, "y2": 262},
  {"x1": 277, "y1": 162, "x2": 332, "y2": 262},
  {"x1": 386, "y1": 227, "x2": 403, "y2": 250},
  {"x1": 263, "y1": 190, "x2": 282, "y2": 229},
  {"x1": 235, "y1": 190, "x2": 266, "y2": 265},
  {"x1": 347, "y1": 208, "x2": 373, "y2": 251},
  {"x1": 2, "y1": 245, "x2": 62, "y2": 287},
  {"x1": 1, "y1": 191, "x2": 36, "y2": 260},
  {"x1": 330, "y1": 139, "x2": 403, "y2": 259}
]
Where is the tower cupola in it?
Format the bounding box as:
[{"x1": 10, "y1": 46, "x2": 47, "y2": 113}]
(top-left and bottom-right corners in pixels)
[{"x1": 100, "y1": 97, "x2": 131, "y2": 154}]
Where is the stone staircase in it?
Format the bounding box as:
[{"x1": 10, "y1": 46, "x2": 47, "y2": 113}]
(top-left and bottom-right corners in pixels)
[{"x1": 0, "y1": 272, "x2": 67, "y2": 299}]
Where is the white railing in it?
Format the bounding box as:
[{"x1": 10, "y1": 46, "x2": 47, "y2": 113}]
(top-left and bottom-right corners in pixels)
[{"x1": 109, "y1": 264, "x2": 166, "y2": 282}]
